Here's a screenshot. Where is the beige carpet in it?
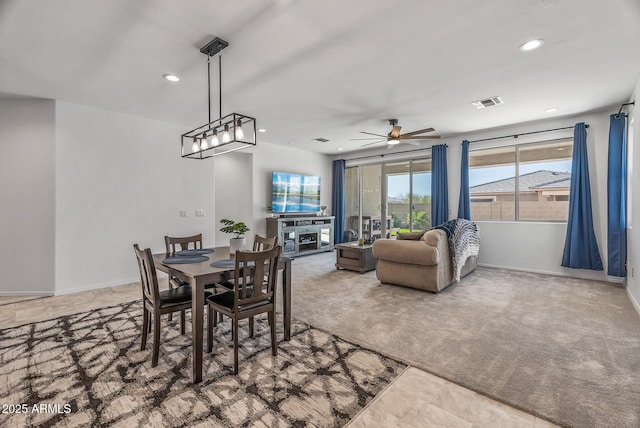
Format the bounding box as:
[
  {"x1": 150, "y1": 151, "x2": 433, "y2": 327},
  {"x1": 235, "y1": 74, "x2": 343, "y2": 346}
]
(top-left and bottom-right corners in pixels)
[
  {"x1": 290, "y1": 252, "x2": 640, "y2": 428},
  {"x1": 0, "y1": 301, "x2": 406, "y2": 427}
]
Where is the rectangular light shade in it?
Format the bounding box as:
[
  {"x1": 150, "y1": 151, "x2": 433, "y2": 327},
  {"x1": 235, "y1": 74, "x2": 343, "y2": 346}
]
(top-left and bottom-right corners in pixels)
[{"x1": 181, "y1": 112, "x2": 256, "y2": 159}]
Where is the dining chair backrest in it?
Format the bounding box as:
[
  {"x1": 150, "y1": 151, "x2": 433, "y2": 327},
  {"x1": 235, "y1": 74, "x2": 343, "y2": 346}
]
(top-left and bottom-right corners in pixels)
[
  {"x1": 233, "y1": 246, "x2": 281, "y2": 310},
  {"x1": 133, "y1": 244, "x2": 160, "y2": 307},
  {"x1": 164, "y1": 234, "x2": 203, "y2": 255},
  {"x1": 252, "y1": 235, "x2": 278, "y2": 251}
]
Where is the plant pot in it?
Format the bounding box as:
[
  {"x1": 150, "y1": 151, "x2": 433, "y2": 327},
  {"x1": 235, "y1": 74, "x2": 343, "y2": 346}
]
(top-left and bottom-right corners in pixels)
[{"x1": 229, "y1": 237, "x2": 246, "y2": 255}]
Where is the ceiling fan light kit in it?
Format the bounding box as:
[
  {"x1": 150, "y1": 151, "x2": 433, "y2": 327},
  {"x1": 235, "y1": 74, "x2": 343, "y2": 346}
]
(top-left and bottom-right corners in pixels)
[{"x1": 181, "y1": 37, "x2": 256, "y2": 159}]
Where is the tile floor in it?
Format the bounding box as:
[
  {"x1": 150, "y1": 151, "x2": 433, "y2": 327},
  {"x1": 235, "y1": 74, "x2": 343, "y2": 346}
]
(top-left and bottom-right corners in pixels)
[{"x1": 0, "y1": 283, "x2": 558, "y2": 428}]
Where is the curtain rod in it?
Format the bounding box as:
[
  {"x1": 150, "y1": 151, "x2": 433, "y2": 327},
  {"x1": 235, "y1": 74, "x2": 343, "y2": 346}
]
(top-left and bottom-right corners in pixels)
[
  {"x1": 617, "y1": 101, "x2": 635, "y2": 117},
  {"x1": 343, "y1": 122, "x2": 591, "y2": 162},
  {"x1": 467, "y1": 124, "x2": 588, "y2": 144},
  {"x1": 343, "y1": 144, "x2": 447, "y2": 162}
]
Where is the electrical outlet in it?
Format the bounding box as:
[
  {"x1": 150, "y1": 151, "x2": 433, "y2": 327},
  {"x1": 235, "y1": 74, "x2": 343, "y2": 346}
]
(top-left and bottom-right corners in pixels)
[
  {"x1": 179, "y1": 210, "x2": 187, "y2": 218},
  {"x1": 195, "y1": 209, "x2": 206, "y2": 217}
]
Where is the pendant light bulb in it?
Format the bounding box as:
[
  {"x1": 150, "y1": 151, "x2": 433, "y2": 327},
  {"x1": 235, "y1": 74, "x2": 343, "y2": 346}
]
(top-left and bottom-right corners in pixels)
[
  {"x1": 212, "y1": 129, "x2": 219, "y2": 146},
  {"x1": 200, "y1": 133, "x2": 208, "y2": 150},
  {"x1": 222, "y1": 124, "x2": 231, "y2": 143},
  {"x1": 192, "y1": 137, "x2": 200, "y2": 152},
  {"x1": 235, "y1": 119, "x2": 244, "y2": 140}
]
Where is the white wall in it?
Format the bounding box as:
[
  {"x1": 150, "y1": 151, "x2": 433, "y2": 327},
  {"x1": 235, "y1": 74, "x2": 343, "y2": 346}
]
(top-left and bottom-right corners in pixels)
[
  {"x1": 55, "y1": 102, "x2": 215, "y2": 294},
  {"x1": 213, "y1": 152, "x2": 253, "y2": 246},
  {"x1": 0, "y1": 99, "x2": 332, "y2": 296},
  {"x1": 627, "y1": 77, "x2": 640, "y2": 312},
  {"x1": 248, "y1": 142, "x2": 333, "y2": 238},
  {"x1": 339, "y1": 108, "x2": 620, "y2": 283},
  {"x1": 0, "y1": 99, "x2": 56, "y2": 295},
  {"x1": 211, "y1": 144, "x2": 335, "y2": 248}
]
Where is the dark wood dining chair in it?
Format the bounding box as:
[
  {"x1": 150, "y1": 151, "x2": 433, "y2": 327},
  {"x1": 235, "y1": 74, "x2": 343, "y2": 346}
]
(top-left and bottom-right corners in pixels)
[
  {"x1": 252, "y1": 235, "x2": 278, "y2": 251},
  {"x1": 217, "y1": 235, "x2": 278, "y2": 293},
  {"x1": 206, "y1": 245, "x2": 281, "y2": 374},
  {"x1": 164, "y1": 234, "x2": 207, "y2": 321},
  {"x1": 133, "y1": 244, "x2": 193, "y2": 367}
]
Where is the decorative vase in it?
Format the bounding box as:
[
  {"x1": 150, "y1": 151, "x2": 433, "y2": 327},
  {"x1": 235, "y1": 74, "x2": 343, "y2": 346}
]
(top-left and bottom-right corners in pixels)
[{"x1": 229, "y1": 237, "x2": 246, "y2": 255}]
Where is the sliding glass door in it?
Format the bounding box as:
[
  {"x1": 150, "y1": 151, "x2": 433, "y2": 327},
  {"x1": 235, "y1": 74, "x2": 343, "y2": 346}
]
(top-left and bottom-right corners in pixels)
[
  {"x1": 411, "y1": 159, "x2": 432, "y2": 230},
  {"x1": 344, "y1": 157, "x2": 432, "y2": 242},
  {"x1": 344, "y1": 166, "x2": 359, "y2": 242},
  {"x1": 385, "y1": 159, "x2": 432, "y2": 234}
]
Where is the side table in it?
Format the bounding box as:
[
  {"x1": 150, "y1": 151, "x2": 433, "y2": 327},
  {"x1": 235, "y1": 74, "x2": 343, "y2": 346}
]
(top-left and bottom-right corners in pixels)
[{"x1": 335, "y1": 243, "x2": 376, "y2": 273}]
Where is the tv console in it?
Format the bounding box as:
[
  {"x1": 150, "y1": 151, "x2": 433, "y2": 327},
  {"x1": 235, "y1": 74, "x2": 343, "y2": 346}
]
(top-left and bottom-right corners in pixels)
[{"x1": 266, "y1": 216, "x2": 334, "y2": 257}]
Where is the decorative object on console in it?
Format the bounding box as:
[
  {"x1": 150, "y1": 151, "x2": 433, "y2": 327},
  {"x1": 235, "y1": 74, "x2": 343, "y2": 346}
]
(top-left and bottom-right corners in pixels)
[
  {"x1": 219, "y1": 218, "x2": 250, "y2": 254},
  {"x1": 181, "y1": 37, "x2": 256, "y2": 159},
  {"x1": 320, "y1": 205, "x2": 327, "y2": 216}
]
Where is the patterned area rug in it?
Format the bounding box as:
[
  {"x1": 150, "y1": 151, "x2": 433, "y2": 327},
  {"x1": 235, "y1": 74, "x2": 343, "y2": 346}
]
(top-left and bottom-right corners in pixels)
[{"x1": 0, "y1": 301, "x2": 406, "y2": 427}]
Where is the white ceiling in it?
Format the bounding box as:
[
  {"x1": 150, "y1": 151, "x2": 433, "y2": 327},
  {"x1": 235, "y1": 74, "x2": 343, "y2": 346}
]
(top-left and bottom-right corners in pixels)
[{"x1": 1, "y1": 0, "x2": 639, "y2": 154}]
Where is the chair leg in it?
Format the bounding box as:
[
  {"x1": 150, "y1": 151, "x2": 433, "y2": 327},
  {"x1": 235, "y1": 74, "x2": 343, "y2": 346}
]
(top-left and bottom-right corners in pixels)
[
  {"x1": 180, "y1": 310, "x2": 186, "y2": 335},
  {"x1": 213, "y1": 309, "x2": 218, "y2": 327},
  {"x1": 152, "y1": 312, "x2": 161, "y2": 367},
  {"x1": 269, "y1": 310, "x2": 277, "y2": 356},
  {"x1": 219, "y1": 312, "x2": 223, "y2": 323},
  {"x1": 168, "y1": 281, "x2": 173, "y2": 322},
  {"x1": 141, "y1": 309, "x2": 149, "y2": 351},
  {"x1": 249, "y1": 316, "x2": 254, "y2": 338},
  {"x1": 233, "y1": 318, "x2": 239, "y2": 375},
  {"x1": 207, "y1": 306, "x2": 213, "y2": 353}
]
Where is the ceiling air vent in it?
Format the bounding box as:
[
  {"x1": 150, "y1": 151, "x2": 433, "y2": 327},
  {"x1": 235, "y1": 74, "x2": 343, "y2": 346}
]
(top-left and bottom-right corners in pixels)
[
  {"x1": 472, "y1": 96, "x2": 504, "y2": 109},
  {"x1": 314, "y1": 137, "x2": 330, "y2": 143}
]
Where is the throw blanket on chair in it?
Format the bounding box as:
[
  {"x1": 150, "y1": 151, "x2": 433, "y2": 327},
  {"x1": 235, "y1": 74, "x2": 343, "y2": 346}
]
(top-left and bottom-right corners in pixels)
[{"x1": 434, "y1": 219, "x2": 480, "y2": 282}]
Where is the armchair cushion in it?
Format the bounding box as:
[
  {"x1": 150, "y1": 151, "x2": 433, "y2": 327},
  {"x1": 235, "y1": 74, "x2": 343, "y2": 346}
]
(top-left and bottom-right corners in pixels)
[{"x1": 396, "y1": 231, "x2": 426, "y2": 240}]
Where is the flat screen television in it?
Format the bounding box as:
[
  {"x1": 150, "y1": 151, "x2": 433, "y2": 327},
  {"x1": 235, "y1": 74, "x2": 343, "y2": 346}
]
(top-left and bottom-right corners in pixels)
[{"x1": 272, "y1": 171, "x2": 321, "y2": 213}]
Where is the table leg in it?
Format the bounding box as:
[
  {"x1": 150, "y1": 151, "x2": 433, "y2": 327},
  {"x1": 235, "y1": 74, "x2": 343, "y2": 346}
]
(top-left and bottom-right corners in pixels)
[
  {"x1": 192, "y1": 278, "x2": 204, "y2": 383},
  {"x1": 282, "y1": 259, "x2": 291, "y2": 341}
]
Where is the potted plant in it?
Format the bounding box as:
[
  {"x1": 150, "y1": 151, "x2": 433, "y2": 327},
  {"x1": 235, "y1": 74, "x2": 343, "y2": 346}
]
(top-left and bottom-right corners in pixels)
[
  {"x1": 319, "y1": 205, "x2": 327, "y2": 216},
  {"x1": 266, "y1": 205, "x2": 275, "y2": 218},
  {"x1": 219, "y1": 219, "x2": 250, "y2": 254}
]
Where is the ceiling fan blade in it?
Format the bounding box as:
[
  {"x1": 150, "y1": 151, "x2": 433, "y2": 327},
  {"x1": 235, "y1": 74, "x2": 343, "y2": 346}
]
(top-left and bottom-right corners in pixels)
[
  {"x1": 349, "y1": 137, "x2": 386, "y2": 141},
  {"x1": 399, "y1": 135, "x2": 441, "y2": 140},
  {"x1": 389, "y1": 125, "x2": 402, "y2": 138},
  {"x1": 360, "y1": 139, "x2": 387, "y2": 147},
  {"x1": 360, "y1": 131, "x2": 387, "y2": 137},
  {"x1": 399, "y1": 127, "x2": 435, "y2": 137}
]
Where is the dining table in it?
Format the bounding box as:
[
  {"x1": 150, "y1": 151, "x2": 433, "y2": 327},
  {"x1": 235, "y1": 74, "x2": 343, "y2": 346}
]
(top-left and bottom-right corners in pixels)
[{"x1": 152, "y1": 246, "x2": 292, "y2": 384}]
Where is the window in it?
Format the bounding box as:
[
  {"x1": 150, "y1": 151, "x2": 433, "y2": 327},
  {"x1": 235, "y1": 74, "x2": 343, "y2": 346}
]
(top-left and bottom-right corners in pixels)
[{"x1": 469, "y1": 139, "x2": 572, "y2": 221}]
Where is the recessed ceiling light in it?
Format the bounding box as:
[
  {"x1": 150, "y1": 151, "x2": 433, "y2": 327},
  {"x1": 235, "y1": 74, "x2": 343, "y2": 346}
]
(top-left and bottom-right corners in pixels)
[
  {"x1": 337, "y1": 148, "x2": 343, "y2": 151},
  {"x1": 519, "y1": 39, "x2": 544, "y2": 52},
  {"x1": 163, "y1": 74, "x2": 180, "y2": 82},
  {"x1": 258, "y1": 128, "x2": 267, "y2": 133},
  {"x1": 545, "y1": 107, "x2": 559, "y2": 113}
]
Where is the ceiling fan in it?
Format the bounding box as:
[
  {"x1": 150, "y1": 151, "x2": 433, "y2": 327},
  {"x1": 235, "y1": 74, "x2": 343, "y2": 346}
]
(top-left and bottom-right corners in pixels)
[{"x1": 351, "y1": 119, "x2": 440, "y2": 148}]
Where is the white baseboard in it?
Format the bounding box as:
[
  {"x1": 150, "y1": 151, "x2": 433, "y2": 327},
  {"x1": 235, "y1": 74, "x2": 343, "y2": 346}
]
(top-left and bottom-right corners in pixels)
[
  {"x1": 627, "y1": 288, "x2": 640, "y2": 317},
  {"x1": 54, "y1": 277, "x2": 140, "y2": 296},
  {"x1": 477, "y1": 263, "x2": 624, "y2": 284},
  {"x1": 0, "y1": 291, "x2": 53, "y2": 296}
]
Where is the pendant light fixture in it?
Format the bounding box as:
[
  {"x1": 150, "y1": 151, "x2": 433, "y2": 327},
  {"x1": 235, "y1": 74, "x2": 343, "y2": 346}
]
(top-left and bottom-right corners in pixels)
[{"x1": 181, "y1": 37, "x2": 256, "y2": 159}]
